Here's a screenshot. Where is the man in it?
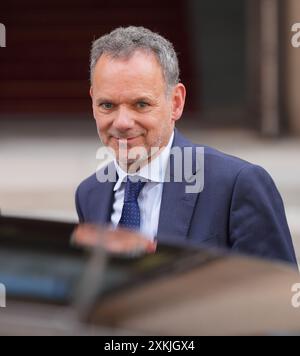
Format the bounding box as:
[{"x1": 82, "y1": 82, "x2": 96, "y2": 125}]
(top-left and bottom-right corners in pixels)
[{"x1": 75, "y1": 26, "x2": 297, "y2": 266}]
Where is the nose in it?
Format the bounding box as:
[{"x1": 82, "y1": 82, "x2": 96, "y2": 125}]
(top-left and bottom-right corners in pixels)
[{"x1": 112, "y1": 106, "x2": 135, "y2": 132}]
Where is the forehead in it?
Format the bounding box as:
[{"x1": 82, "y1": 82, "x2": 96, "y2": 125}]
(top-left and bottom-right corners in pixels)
[{"x1": 92, "y1": 50, "x2": 166, "y2": 97}]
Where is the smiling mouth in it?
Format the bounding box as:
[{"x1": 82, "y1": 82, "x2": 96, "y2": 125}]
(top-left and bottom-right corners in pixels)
[{"x1": 114, "y1": 136, "x2": 140, "y2": 142}]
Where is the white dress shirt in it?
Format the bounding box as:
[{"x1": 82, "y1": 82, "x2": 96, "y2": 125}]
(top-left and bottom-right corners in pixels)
[{"x1": 110, "y1": 131, "x2": 175, "y2": 241}]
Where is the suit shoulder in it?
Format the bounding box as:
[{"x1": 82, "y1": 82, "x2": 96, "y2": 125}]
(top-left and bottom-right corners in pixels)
[
  {"x1": 201, "y1": 145, "x2": 277, "y2": 191},
  {"x1": 76, "y1": 162, "x2": 115, "y2": 195},
  {"x1": 175, "y1": 129, "x2": 261, "y2": 180},
  {"x1": 202, "y1": 145, "x2": 253, "y2": 171},
  {"x1": 193, "y1": 144, "x2": 275, "y2": 187},
  {"x1": 77, "y1": 172, "x2": 99, "y2": 194}
]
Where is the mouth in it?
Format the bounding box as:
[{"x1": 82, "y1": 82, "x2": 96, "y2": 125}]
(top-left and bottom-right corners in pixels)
[
  {"x1": 127, "y1": 136, "x2": 140, "y2": 142},
  {"x1": 113, "y1": 136, "x2": 141, "y2": 143}
]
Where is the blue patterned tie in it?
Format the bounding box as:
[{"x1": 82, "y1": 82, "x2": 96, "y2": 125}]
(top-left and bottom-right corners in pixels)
[{"x1": 118, "y1": 178, "x2": 146, "y2": 231}]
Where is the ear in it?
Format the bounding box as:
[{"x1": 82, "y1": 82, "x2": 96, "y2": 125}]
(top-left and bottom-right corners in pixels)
[
  {"x1": 171, "y1": 83, "x2": 186, "y2": 123},
  {"x1": 90, "y1": 87, "x2": 97, "y2": 120}
]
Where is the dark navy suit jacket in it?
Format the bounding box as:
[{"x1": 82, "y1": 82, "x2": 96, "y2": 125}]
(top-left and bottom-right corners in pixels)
[{"x1": 76, "y1": 129, "x2": 297, "y2": 266}]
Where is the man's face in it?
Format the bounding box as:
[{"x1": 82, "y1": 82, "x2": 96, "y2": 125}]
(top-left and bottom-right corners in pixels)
[{"x1": 90, "y1": 50, "x2": 186, "y2": 170}]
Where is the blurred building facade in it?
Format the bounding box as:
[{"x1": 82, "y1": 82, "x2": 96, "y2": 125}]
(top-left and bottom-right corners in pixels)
[{"x1": 1, "y1": 0, "x2": 300, "y2": 136}]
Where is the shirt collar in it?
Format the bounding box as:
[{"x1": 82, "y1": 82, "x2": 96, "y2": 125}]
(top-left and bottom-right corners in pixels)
[{"x1": 113, "y1": 131, "x2": 175, "y2": 192}]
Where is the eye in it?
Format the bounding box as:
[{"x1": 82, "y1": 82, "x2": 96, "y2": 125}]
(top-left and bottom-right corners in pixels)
[
  {"x1": 136, "y1": 102, "x2": 150, "y2": 109},
  {"x1": 99, "y1": 103, "x2": 114, "y2": 110}
]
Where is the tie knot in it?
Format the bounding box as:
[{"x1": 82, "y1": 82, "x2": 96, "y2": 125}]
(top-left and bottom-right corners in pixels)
[{"x1": 124, "y1": 178, "x2": 146, "y2": 203}]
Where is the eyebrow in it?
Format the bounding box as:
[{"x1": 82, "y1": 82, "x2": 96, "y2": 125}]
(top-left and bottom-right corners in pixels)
[
  {"x1": 95, "y1": 98, "x2": 114, "y2": 104},
  {"x1": 132, "y1": 96, "x2": 155, "y2": 103},
  {"x1": 96, "y1": 96, "x2": 156, "y2": 104}
]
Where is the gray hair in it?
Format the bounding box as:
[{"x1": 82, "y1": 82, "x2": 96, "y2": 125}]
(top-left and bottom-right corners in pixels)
[{"x1": 90, "y1": 26, "x2": 180, "y2": 92}]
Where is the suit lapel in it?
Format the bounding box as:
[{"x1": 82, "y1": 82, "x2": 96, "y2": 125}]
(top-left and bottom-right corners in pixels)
[
  {"x1": 94, "y1": 162, "x2": 116, "y2": 225},
  {"x1": 157, "y1": 129, "x2": 201, "y2": 244},
  {"x1": 157, "y1": 180, "x2": 199, "y2": 244}
]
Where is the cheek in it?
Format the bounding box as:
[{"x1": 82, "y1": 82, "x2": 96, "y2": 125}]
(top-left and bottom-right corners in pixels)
[
  {"x1": 145, "y1": 114, "x2": 173, "y2": 146},
  {"x1": 95, "y1": 114, "x2": 109, "y2": 133},
  {"x1": 95, "y1": 120, "x2": 110, "y2": 147},
  {"x1": 107, "y1": 138, "x2": 119, "y2": 154},
  {"x1": 147, "y1": 109, "x2": 169, "y2": 132}
]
